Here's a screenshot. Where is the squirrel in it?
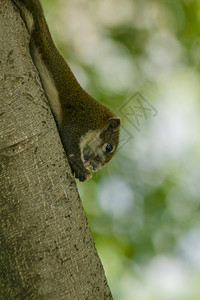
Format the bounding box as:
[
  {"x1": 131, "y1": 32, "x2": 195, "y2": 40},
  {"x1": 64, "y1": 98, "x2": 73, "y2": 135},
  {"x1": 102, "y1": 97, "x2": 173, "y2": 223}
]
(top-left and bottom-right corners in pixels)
[{"x1": 12, "y1": 0, "x2": 121, "y2": 182}]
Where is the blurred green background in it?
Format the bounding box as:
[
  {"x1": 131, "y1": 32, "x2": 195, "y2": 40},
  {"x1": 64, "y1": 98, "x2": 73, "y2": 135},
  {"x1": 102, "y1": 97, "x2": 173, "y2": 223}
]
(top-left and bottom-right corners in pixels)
[{"x1": 42, "y1": 0, "x2": 200, "y2": 299}]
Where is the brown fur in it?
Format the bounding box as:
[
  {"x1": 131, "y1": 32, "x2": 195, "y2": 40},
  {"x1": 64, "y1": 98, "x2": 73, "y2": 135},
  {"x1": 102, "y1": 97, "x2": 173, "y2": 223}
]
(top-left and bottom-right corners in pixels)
[{"x1": 13, "y1": 0, "x2": 121, "y2": 181}]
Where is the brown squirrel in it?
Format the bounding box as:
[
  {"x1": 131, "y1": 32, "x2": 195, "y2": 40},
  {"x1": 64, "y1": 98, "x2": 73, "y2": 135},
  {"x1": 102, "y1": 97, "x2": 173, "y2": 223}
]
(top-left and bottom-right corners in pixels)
[{"x1": 12, "y1": 0, "x2": 121, "y2": 182}]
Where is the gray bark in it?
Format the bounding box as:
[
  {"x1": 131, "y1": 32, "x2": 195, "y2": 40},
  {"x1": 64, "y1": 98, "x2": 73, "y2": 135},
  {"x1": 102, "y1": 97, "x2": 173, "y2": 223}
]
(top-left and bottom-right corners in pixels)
[{"x1": 0, "y1": 1, "x2": 113, "y2": 299}]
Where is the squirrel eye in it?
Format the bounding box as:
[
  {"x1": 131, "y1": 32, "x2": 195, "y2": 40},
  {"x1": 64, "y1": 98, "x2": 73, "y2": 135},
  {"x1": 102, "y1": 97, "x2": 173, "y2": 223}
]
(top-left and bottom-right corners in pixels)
[{"x1": 106, "y1": 144, "x2": 113, "y2": 153}]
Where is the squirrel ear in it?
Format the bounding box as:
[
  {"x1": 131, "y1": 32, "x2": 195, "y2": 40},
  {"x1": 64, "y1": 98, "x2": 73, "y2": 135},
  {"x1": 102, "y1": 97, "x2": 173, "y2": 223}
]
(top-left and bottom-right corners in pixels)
[{"x1": 104, "y1": 117, "x2": 121, "y2": 132}]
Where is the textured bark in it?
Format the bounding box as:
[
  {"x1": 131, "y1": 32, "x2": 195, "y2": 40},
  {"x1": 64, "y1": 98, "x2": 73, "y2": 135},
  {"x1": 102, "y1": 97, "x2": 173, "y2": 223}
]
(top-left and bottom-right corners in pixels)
[{"x1": 0, "y1": 1, "x2": 113, "y2": 299}]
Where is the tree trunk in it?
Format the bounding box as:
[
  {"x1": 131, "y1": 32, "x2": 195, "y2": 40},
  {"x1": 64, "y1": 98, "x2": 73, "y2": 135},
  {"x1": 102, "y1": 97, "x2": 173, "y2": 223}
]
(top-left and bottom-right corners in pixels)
[{"x1": 0, "y1": 1, "x2": 113, "y2": 299}]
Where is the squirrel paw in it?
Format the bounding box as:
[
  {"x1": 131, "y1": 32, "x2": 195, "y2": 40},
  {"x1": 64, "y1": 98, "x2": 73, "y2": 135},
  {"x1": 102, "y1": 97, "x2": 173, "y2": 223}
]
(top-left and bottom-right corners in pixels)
[
  {"x1": 74, "y1": 165, "x2": 92, "y2": 182},
  {"x1": 69, "y1": 158, "x2": 92, "y2": 182}
]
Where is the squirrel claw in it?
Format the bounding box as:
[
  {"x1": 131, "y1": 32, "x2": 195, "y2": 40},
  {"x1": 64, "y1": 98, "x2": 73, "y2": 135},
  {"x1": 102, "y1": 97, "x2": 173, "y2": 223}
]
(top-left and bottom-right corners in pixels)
[
  {"x1": 69, "y1": 158, "x2": 92, "y2": 182},
  {"x1": 74, "y1": 167, "x2": 91, "y2": 182}
]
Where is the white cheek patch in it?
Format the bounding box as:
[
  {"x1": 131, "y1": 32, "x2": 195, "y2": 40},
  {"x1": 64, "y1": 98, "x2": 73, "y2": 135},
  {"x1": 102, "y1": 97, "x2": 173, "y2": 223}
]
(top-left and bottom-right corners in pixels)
[
  {"x1": 95, "y1": 147, "x2": 105, "y2": 162},
  {"x1": 79, "y1": 129, "x2": 101, "y2": 162}
]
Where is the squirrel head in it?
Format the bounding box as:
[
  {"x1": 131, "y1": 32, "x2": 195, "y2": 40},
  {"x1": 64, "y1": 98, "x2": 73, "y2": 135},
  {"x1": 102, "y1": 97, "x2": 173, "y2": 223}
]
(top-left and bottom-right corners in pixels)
[{"x1": 80, "y1": 117, "x2": 121, "y2": 176}]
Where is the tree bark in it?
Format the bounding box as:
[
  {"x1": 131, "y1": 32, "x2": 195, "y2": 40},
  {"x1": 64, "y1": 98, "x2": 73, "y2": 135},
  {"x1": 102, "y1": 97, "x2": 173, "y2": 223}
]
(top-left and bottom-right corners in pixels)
[{"x1": 0, "y1": 1, "x2": 113, "y2": 299}]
